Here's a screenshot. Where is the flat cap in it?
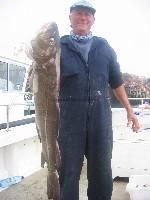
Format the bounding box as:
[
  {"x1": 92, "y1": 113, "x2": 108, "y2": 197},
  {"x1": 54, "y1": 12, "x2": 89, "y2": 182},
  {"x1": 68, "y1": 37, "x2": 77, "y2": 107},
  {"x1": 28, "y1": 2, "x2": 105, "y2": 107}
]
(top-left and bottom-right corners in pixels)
[{"x1": 70, "y1": 0, "x2": 96, "y2": 15}]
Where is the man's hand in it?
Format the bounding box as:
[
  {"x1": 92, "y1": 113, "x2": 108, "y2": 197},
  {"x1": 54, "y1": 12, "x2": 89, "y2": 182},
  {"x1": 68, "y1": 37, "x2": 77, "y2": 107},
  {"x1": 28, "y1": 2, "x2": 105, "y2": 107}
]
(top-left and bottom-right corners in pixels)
[
  {"x1": 113, "y1": 85, "x2": 141, "y2": 133},
  {"x1": 127, "y1": 110, "x2": 141, "y2": 132}
]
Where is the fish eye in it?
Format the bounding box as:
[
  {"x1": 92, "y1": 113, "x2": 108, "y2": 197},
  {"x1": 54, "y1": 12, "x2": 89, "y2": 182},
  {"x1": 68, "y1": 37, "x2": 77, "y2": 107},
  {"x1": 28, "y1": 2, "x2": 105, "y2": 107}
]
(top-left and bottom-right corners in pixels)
[{"x1": 49, "y1": 38, "x2": 55, "y2": 45}]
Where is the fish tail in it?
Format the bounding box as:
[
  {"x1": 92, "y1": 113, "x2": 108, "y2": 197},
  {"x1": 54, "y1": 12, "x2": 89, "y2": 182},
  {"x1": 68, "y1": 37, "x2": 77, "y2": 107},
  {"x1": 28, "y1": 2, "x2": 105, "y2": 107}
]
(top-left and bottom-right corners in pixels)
[{"x1": 47, "y1": 171, "x2": 60, "y2": 200}]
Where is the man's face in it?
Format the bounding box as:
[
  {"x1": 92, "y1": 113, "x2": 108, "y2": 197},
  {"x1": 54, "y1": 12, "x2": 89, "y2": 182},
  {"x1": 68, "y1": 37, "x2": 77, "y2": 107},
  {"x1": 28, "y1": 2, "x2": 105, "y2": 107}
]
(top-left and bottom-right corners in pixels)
[{"x1": 69, "y1": 8, "x2": 95, "y2": 35}]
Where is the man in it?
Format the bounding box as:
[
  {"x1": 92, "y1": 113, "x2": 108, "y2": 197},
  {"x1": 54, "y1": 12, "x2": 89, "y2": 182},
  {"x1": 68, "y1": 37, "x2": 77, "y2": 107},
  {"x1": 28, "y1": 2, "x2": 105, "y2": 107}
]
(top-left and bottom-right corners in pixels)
[{"x1": 58, "y1": 1, "x2": 140, "y2": 200}]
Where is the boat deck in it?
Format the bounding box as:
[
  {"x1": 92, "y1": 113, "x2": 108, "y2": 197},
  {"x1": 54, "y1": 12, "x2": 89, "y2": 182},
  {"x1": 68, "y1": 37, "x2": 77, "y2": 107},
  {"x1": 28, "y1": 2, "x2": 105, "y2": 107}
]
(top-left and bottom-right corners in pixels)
[
  {"x1": 0, "y1": 165, "x2": 130, "y2": 200},
  {"x1": 0, "y1": 108, "x2": 150, "y2": 199}
]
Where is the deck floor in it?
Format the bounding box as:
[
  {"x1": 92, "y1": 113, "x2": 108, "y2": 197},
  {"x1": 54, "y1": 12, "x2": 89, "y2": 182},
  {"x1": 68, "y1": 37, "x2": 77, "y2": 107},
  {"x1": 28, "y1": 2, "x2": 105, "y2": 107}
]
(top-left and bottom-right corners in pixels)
[{"x1": 0, "y1": 162, "x2": 130, "y2": 200}]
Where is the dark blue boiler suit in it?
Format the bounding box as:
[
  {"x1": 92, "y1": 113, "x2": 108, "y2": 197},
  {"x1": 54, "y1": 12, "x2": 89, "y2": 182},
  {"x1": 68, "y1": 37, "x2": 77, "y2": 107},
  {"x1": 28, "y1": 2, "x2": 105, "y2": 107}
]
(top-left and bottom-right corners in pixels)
[{"x1": 58, "y1": 36, "x2": 123, "y2": 200}]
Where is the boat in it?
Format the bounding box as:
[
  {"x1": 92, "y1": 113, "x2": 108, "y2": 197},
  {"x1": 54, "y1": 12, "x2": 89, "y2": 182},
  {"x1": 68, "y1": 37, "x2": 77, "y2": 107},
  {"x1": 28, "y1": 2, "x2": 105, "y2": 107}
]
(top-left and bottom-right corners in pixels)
[{"x1": 0, "y1": 56, "x2": 150, "y2": 190}]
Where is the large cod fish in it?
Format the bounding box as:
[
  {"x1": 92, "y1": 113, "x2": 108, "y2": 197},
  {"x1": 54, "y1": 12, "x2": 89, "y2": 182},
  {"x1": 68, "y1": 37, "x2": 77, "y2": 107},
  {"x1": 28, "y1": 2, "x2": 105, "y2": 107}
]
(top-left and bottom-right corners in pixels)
[{"x1": 26, "y1": 22, "x2": 60, "y2": 200}]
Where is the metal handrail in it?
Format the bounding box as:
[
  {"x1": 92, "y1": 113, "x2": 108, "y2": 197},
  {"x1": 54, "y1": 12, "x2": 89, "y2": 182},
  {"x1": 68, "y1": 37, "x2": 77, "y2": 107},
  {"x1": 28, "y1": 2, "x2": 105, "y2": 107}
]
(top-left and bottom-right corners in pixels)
[
  {"x1": 0, "y1": 100, "x2": 34, "y2": 132},
  {"x1": 128, "y1": 97, "x2": 150, "y2": 105},
  {"x1": 0, "y1": 96, "x2": 149, "y2": 132}
]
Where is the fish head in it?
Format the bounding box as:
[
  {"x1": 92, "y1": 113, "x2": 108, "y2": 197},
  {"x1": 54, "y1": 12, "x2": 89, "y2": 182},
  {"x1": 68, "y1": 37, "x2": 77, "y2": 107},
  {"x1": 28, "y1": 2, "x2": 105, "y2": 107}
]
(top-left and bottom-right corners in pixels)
[
  {"x1": 38, "y1": 22, "x2": 60, "y2": 51},
  {"x1": 29, "y1": 22, "x2": 60, "y2": 64},
  {"x1": 47, "y1": 22, "x2": 60, "y2": 49}
]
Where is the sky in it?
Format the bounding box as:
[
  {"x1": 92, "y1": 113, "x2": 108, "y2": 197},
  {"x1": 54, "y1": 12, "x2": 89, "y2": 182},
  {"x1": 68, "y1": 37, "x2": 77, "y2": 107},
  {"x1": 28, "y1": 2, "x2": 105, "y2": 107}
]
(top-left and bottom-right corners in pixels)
[{"x1": 0, "y1": 0, "x2": 150, "y2": 77}]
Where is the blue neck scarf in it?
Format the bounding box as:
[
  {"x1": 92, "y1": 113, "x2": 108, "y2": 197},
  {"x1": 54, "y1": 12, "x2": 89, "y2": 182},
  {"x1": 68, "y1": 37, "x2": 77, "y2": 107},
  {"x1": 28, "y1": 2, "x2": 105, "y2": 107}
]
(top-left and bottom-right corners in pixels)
[{"x1": 70, "y1": 30, "x2": 93, "y2": 42}]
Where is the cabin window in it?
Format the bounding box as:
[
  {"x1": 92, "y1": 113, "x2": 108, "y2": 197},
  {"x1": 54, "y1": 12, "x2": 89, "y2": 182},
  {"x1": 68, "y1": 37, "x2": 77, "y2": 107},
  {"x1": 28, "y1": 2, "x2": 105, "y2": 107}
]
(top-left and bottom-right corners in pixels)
[
  {"x1": 0, "y1": 61, "x2": 26, "y2": 91},
  {"x1": 9, "y1": 64, "x2": 26, "y2": 91},
  {"x1": 0, "y1": 61, "x2": 8, "y2": 91}
]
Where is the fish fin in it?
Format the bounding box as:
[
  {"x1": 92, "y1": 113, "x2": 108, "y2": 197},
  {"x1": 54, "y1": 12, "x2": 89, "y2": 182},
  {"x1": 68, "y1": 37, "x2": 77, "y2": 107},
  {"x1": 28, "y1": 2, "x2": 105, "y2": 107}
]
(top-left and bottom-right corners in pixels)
[
  {"x1": 32, "y1": 72, "x2": 39, "y2": 94},
  {"x1": 25, "y1": 65, "x2": 33, "y2": 92},
  {"x1": 41, "y1": 152, "x2": 46, "y2": 168},
  {"x1": 35, "y1": 123, "x2": 41, "y2": 142}
]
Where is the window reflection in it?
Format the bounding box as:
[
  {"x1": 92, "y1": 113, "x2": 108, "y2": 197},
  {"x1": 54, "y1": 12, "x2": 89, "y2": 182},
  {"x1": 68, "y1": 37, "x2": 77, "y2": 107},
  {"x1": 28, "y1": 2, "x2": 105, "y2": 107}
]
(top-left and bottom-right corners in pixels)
[
  {"x1": 0, "y1": 61, "x2": 26, "y2": 92},
  {"x1": 9, "y1": 64, "x2": 26, "y2": 91},
  {"x1": 0, "y1": 61, "x2": 8, "y2": 91}
]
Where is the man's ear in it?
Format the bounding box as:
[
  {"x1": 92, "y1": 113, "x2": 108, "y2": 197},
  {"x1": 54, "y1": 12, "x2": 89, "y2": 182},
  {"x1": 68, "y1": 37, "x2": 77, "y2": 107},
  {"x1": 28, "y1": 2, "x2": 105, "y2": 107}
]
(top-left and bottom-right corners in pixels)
[
  {"x1": 92, "y1": 16, "x2": 95, "y2": 25},
  {"x1": 69, "y1": 14, "x2": 71, "y2": 21},
  {"x1": 69, "y1": 14, "x2": 72, "y2": 28}
]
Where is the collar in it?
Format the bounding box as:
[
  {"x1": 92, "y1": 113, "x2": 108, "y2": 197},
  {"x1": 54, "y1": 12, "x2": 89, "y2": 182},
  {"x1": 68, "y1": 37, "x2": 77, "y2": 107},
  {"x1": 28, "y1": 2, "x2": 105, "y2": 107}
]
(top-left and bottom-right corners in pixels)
[
  {"x1": 70, "y1": 30, "x2": 93, "y2": 42},
  {"x1": 60, "y1": 35, "x2": 102, "y2": 52}
]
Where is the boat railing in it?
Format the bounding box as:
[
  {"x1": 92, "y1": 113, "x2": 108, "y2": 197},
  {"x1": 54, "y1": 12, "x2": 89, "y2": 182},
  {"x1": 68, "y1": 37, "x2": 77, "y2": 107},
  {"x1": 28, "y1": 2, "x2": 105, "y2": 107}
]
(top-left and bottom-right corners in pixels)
[
  {"x1": 1, "y1": 96, "x2": 149, "y2": 132},
  {"x1": 0, "y1": 92, "x2": 34, "y2": 132},
  {"x1": 128, "y1": 97, "x2": 150, "y2": 105}
]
